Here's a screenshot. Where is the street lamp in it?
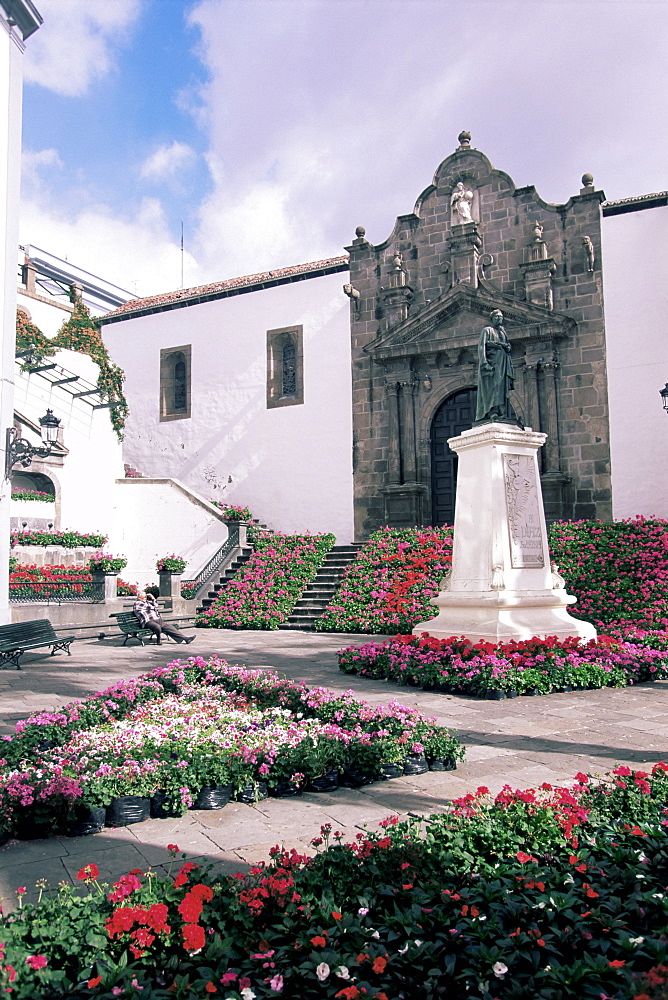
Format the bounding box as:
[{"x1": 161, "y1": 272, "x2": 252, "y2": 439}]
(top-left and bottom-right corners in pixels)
[
  {"x1": 660, "y1": 384, "x2": 668, "y2": 414},
  {"x1": 5, "y1": 409, "x2": 61, "y2": 479}
]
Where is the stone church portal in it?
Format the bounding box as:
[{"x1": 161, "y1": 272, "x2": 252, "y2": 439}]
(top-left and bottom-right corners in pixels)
[{"x1": 347, "y1": 132, "x2": 611, "y2": 537}]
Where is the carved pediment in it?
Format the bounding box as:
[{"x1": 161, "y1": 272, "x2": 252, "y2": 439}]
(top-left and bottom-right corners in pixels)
[{"x1": 364, "y1": 283, "x2": 575, "y2": 362}]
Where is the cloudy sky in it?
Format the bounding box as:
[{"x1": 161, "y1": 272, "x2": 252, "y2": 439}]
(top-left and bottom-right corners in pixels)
[{"x1": 20, "y1": 0, "x2": 668, "y2": 298}]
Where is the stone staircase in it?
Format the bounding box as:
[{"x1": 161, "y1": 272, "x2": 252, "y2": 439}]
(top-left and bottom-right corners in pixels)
[
  {"x1": 197, "y1": 546, "x2": 254, "y2": 611},
  {"x1": 278, "y1": 543, "x2": 363, "y2": 631}
]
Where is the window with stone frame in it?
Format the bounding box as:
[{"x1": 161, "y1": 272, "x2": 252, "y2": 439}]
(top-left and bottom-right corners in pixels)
[
  {"x1": 160, "y1": 345, "x2": 191, "y2": 421},
  {"x1": 266, "y1": 325, "x2": 304, "y2": 408}
]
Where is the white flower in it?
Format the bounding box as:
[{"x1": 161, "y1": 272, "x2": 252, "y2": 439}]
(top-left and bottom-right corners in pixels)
[
  {"x1": 358, "y1": 907, "x2": 369, "y2": 916},
  {"x1": 335, "y1": 967, "x2": 351, "y2": 979},
  {"x1": 241, "y1": 991, "x2": 256, "y2": 1000},
  {"x1": 629, "y1": 936, "x2": 645, "y2": 946},
  {"x1": 414, "y1": 939, "x2": 423, "y2": 947},
  {"x1": 398, "y1": 943, "x2": 409, "y2": 955},
  {"x1": 492, "y1": 962, "x2": 508, "y2": 978},
  {"x1": 371, "y1": 930, "x2": 380, "y2": 939},
  {"x1": 316, "y1": 963, "x2": 330, "y2": 982}
]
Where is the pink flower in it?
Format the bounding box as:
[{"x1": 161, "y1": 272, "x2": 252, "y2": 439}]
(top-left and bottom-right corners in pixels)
[{"x1": 26, "y1": 955, "x2": 47, "y2": 970}]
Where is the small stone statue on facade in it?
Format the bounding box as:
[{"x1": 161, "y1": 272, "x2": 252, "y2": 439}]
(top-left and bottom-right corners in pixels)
[
  {"x1": 474, "y1": 309, "x2": 516, "y2": 424},
  {"x1": 582, "y1": 236, "x2": 595, "y2": 271},
  {"x1": 451, "y1": 181, "x2": 474, "y2": 224}
]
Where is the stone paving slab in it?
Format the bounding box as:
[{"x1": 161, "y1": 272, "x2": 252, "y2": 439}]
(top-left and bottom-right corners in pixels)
[{"x1": 0, "y1": 628, "x2": 666, "y2": 911}]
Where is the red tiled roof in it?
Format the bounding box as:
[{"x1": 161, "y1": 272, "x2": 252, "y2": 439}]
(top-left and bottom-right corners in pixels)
[{"x1": 101, "y1": 255, "x2": 350, "y2": 322}]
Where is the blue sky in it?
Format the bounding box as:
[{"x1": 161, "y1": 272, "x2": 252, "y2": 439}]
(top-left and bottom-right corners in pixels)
[{"x1": 19, "y1": 0, "x2": 668, "y2": 298}]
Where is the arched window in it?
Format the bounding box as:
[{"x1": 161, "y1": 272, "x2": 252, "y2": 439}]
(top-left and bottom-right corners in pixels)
[
  {"x1": 266, "y1": 326, "x2": 304, "y2": 408},
  {"x1": 160, "y1": 345, "x2": 191, "y2": 421}
]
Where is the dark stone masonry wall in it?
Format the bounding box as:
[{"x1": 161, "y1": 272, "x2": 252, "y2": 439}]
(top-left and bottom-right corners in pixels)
[{"x1": 346, "y1": 133, "x2": 612, "y2": 539}]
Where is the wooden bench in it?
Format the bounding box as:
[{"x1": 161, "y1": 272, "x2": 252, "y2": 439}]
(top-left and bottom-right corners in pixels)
[{"x1": 0, "y1": 619, "x2": 75, "y2": 670}]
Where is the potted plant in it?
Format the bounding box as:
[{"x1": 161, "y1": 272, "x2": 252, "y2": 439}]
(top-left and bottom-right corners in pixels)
[
  {"x1": 156, "y1": 555, "x2": 187, "y2": 599},
  {"x1": 88, "y1": 553, "x2": 127, "y2": 573}
]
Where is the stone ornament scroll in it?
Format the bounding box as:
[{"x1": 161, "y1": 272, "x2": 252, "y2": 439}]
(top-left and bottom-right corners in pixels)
[{"x1": 503, "y1": 453, "x2": 545, "y2": 568}]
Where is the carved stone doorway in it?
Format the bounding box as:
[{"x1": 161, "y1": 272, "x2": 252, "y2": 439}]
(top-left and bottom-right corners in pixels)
[{"x1": 430, "y1": 387, "x2": 476, "y2": 525}]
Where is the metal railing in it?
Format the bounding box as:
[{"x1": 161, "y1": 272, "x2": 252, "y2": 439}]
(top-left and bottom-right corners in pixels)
[
  {"x1": 9, "y1": 581, "x2": 106, "y2": 604},
  {"x1": 180, "y1": 523, "x2": 243, "y2": 601}
]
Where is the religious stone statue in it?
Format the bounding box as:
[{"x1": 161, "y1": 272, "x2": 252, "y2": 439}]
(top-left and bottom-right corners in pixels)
[
  {"x1": 474, "y1": 309, "x2": 516, "y2": 424},
  {"x1": 450, "y1": 181, "x2": 474, "y2": 224}
]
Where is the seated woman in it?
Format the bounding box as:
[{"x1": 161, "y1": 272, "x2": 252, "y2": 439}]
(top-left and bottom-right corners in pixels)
[{"x1": 133, "y1": 591, "x2": 195, "y2": 645}]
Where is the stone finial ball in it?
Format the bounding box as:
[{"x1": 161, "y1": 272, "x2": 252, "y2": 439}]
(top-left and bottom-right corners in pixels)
[
  {"x1": 355, "y1": 226, "x2": 366, "y2": 239},
  {"x1": 581, "y1": 172, "x2": 594, "y2": 188},
  {"x1": 458, "y1": 130, "x2": 471, "y2": 147}
]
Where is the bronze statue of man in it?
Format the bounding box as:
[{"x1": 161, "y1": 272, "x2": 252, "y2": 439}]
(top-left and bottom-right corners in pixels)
[{"x1": 474, "y1": 309, "x2": 516, "y2": 424}]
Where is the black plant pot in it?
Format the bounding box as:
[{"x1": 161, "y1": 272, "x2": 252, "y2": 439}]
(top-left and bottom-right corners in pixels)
[
  {"x1": 105, "y1": 796, "x2": 150, "y2": 827},
  {"x1": 340, "y1": 764, "x2": 374, "y2": 788},
  {"x1": 150, "y1": 790, "x2": 183, "y2": 818},
  {"x1": 403, "y1": 755, "x2": 429, "y2": 776},
  {"x1": 191, "y1": 785, "x2": 233, "y2": 810},
  {"x1": 307, "y1": 769, "x2": 339, "y2": 793},
  {"x1": 428, "y1": 757, "x2": 457, "y2": 772},
  {"x1": 506, "y1": 689, "x2": 519, "y2": 699},
  {"x1": 66, "y1": 805, "x2": 106, "y2": 837},
  {"x1": 379, "y1": 762, "x2": 404, "y2": 780},
  {"x1": 523, "y1": 688, "x2": 541, "y2": 697},
  {"x1": 235, "y1": 782, "x2": 268, "y2": 804},
  {"x1": 14, "y1": 815, "x2": 49, "y2": 840},
  {"x1": 270, "y1": 780, "x2": 304, "y2": 798},
  {"x1": 485, "y1": 689, "x2": 506, "y2": 700}
]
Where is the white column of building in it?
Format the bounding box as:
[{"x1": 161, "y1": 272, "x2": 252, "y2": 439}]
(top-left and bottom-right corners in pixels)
[{"x1": 0, "y1": 1, "x2": 41, "y2": 623}]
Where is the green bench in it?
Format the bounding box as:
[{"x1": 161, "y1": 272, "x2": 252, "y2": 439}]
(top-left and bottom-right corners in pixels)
[
  {"x1": 110, "y1": 611, "x2": 158, "y2": 646},
  {"x1": 0, "y1": 619, "x2": 75, "y2": 670},
  {"x1": 110, "y1": 611, "x2": 189, "y2": 646}
]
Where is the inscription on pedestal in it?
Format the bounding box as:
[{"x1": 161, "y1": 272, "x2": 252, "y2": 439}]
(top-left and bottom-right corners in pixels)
[{"x1": 503, "y1": 453, "x2": 545, "y2": 568}]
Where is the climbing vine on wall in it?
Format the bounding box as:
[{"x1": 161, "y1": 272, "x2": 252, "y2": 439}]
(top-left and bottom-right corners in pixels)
[{"x1": 16, "y1": 300, "x2": 129, "y2": 440}]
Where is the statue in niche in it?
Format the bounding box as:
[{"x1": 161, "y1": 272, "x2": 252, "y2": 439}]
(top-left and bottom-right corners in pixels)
[
  {"x1": 450, "y1": 181, "x2": 474, "y2": 224},
  {"x1": 474, "y1": 309, "x2": 516, "y2": 424}
]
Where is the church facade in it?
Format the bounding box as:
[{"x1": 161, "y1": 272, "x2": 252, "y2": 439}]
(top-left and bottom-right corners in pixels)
[{"x1": 347, "y1": 131, "x2": 613, "y2": 538}]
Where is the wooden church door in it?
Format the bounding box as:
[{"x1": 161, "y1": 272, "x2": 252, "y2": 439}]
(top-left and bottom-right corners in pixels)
[{"x1": 430, "y1": 388, "x2": 476, "y2": 525}]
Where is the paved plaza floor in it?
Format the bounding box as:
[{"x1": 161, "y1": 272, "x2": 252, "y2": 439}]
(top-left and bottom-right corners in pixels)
[{"x1": 0, "y1": 628, "x2": 666, "y2": 911}]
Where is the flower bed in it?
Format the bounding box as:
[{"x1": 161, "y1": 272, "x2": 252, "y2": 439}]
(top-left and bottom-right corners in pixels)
[
  {"x1": 548, "y1": 516, "x2": 668, "y2": 630},
  {"x1": 0, "y1": 764, "x2": 666, "y2": 999},
  {"x1": 10, "y1": 529, "x2": 107, "y2": 548},
  {"x1": 314, "y1": 519, "x2": 668, "y2": 636},
  {"x1": 338, "y1": 632, "x2": 668, "y2": 697},
  {"x1": 9, "y1": 564, "x2": 96, "y2": 600},
  {"x1": 9, "y1": 567, "x2": 139, "y2": 600},
  {"x1": 197, "y1": 533, "x2": 336, "y2": 629},
  {"x1": 316, "y1": 527, "x2": 453, "y2": 634},
  {"x1": 0, "y1": 657, "x2": 463, "y2": 839}
]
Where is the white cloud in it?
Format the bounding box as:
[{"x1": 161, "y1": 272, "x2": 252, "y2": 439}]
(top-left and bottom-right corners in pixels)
[
  {"x1": 139, "y1": 142, "x2": 197, "y2": 181},
  {"x1": 24, "y1": 0, "x2": 141, "y2": 97},
  {"x1": 21, "y1": 148, "x2": 63, "y2": 188},
  {"x1": 19, "y1": 195, "x2": 203, "y2": 299}
]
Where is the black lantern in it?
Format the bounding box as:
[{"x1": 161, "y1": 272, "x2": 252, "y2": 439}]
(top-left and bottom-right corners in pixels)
[
  {"x1": 660, "y1": 383, "x2": 668, "y2": 413},
  {"x1": 5, "y1": 409, "x2": 61, "y2": 479}
]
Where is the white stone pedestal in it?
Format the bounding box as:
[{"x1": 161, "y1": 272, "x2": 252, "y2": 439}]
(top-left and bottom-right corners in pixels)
[{"x1": 413, "y1": 423, "x2": 596, "y2": 644}]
